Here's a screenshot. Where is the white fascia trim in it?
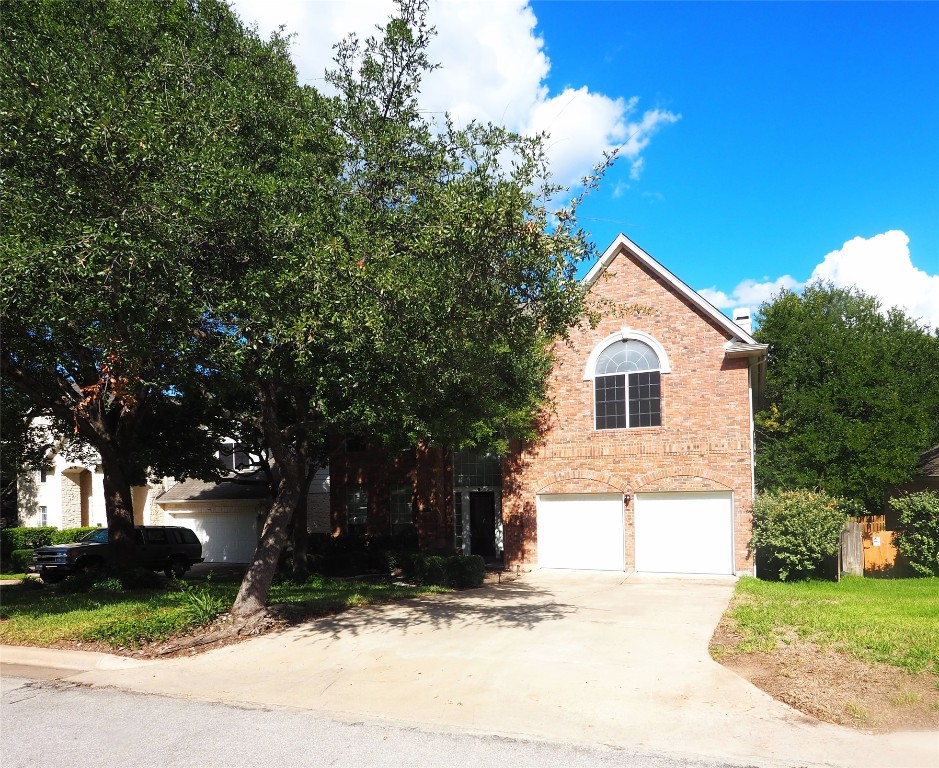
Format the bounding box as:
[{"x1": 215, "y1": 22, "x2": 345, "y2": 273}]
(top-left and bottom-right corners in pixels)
[
  {"x1": 583, "y1": 327, "x2": 672, "y2": 380},
  {"x1": 584, "y1": 234, "x2": 761, "y2": 346},
  {"x1": 724, "y1": 341, "x2": 769, "y2": 358}
]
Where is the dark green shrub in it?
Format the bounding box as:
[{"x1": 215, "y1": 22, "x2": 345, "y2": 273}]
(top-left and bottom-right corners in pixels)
[
  {"x1": 10, "y1": 549, "x2": 35, "y2": 573},
  {"x1": 750, "y1": 490, "x2": 849, "y2": 581},
  {"x1": 1, "y1": 527, "x2": 56, "y2": 557},
  {"x1": 51, "y1": 527, "x2": 98, "y2": 544},
  {"x1": 891, "y1": 491, "x2": 939, "y2": 577},
  {"x1": 411, "y1": 554, "x2": 448, "y2": 586},
  {"x1": 445, "y1": 555, "x2": 485, "y2": 588}
]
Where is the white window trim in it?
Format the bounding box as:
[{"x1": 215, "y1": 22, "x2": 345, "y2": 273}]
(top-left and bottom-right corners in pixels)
[{"x1": 582, "y1": 328, "x2": 671, "y2": 381}]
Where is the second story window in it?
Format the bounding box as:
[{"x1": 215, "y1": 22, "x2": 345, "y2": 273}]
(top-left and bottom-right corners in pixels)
[{"x1": 594, "y1": 339, "x2": 662, "y2": 430}]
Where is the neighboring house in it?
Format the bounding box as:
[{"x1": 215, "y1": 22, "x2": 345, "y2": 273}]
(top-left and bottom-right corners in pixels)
[
  {"x1": 17, "y1": 435, "x2": 332, "y2": 563},
  {"x1": 17, "y1": 449, "x2": 166, "y2": 530},
  {"x1": 331, "y1": 235, "x2": 767, "y2": 576},
  {"x1": 151, "y1": 466, "x2": 331, "y2": 563}
]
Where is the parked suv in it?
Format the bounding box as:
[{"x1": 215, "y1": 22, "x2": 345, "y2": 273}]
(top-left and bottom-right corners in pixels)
[{"x1": 33, "y1": 526, "x2": 204, "y2": 583}]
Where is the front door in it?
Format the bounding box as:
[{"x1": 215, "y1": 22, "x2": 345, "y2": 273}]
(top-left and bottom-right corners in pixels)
[{"x1": 470, "y1": 491, "x2": 496, "y2": 558}]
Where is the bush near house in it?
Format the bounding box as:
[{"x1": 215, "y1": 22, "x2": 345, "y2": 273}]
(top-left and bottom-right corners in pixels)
[
  {"x1": 10, "y1": 549, "x2": 34, "y2": 573},
  {"x1": 1, "y1": 526, "x2": 99, "y2": 568},
  {"x1": 750, "y1": 490, "x2": 855, "y2": 581},
  {"x1": 891, "y1": 491, "x2": 939, "y2": 577}
]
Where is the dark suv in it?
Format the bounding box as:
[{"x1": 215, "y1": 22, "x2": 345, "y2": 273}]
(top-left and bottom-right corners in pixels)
[{"x1": 33, "y1": 526, "x2": 204, "y2": 583}]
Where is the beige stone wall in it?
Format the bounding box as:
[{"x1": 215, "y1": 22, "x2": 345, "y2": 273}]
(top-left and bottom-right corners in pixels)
[{"x1": 502, "y1": 247, "x2": 756, "y2": 573}]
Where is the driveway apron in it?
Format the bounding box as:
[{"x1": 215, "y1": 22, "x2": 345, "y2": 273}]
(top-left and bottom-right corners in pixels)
[{"x1": 70, "y1": 571, "x2": 937, "y2": 768}]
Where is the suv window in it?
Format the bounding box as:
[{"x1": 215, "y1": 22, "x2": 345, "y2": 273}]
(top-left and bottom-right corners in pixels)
[
  {"x1": 179, "y1": 528, "x2": 200, "y2": 545},
  {"x1": 144, "y1": 528, "x2": 168, "y2": 544},
  {"x1": 134, "y1": 529, "x2": 144, "y2": 545}
]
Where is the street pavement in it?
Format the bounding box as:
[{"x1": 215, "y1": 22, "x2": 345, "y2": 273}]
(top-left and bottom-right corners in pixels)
[
  {"x1": 2, "y1": 674, "x2": 751, "y2": 768},
  {"x1": 2, "y1": 570, "x2": 937, "y2": 768}
]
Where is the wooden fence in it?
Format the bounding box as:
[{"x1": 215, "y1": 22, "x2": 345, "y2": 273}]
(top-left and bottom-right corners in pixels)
[{"x1": 843, "y1": 516, "x2": 899, "y2": 575}]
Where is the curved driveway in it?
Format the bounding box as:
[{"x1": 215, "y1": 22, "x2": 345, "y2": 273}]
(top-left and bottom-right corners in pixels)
[{"x1": 7, "y1": 571, "x2": 938, "y2": 767}]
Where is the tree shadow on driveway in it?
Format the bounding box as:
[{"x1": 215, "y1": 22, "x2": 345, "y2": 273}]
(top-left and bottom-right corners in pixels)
[{"x1": 277, "y1": 577, "x2": 579, "y2": 642}]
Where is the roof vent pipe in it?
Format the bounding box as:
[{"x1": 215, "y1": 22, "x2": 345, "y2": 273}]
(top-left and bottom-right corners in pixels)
[{"x1": 732, "y1": 307, "x2": 752, "y2": 335}]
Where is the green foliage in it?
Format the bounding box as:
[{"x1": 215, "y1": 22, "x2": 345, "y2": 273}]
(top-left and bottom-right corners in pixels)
[
  {"x1": 754, "y1": 283, "x2": 939, "y2": 511},
  {"x1": 410, "y1": 554, "x2": 449, "y2": 586},
  {"x1": 750, "y1": 489, "x2": 850, "y2": 580},
  {"x1": 1, "y1": 0, "x2": 295, "y2": 551},
  {"x1": 407, "y1": 553, "x2": 485, "y2": 587},
  {"x1": 51, "y1": 527, "x2": 98, "y2": 544},
  {"x1": 445, "y1": 555, "x2": 486, "y2": 588},
  {"x1": 10, "y1": 549, "x2": 34, "y2": 572},
  {"x1": 176, "y1": 581, "x2": 225, "y2": 627},
  {"x1": 1, "y1": 526, "x2": 56, "y2": 556},
  {"x1": 891, "y1": 492, "x2": 939, "y2": 577}
]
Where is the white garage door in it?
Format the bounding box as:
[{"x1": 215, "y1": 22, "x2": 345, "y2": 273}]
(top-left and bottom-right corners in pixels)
[
  {"x1": 537, "y1": 493, "x2": 624, "y2": 571},
  {"x1": 634, "y1": 492, "x2": 734, "y2": 575},
  {"x1": 169, "y1": 509, "x2": 258, "y2": 563}
]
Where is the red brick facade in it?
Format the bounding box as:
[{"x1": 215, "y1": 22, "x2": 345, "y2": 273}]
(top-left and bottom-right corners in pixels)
[
  {"x1": 501, "y1": 240, "x2": 759, "y2": 574},
  {"x1": 331, "y1": 236, "x2": 762, "y2": 575}
]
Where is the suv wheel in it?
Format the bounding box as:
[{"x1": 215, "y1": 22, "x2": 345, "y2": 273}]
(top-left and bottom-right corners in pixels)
[{"x1": 165, "y1": 556, "x2": 188, "y2": 579}]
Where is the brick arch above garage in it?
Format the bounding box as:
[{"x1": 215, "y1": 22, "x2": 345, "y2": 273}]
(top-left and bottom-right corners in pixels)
[
  {"x1": 632, "y1": 467, "x2": 735, "y2": 494},
  {"x1": 534, "y1": 468, "x2": 630, "y2": 495}
]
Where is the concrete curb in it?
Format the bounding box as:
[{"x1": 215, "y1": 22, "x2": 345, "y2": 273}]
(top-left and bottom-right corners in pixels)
[{"x1": 1, "y1": 644, "x2": 153, "y2": 673}]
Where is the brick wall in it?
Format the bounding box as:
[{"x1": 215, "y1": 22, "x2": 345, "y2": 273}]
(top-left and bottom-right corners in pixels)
[{"x1": 501, "y1": 246, "x2": 756, "y2": 573}]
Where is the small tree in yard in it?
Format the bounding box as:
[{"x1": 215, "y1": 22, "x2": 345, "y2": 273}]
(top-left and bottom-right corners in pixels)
[
  {"x1": 750, "y1": 490, "x2": 853, "y2": 580},
  {"x1": 890, "y1": 492, "x2": 939, "y2": 577}
]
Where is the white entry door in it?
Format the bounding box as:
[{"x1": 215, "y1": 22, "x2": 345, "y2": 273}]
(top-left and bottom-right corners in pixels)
[
  {"x1": 536, "y1": 493, "x2": 625, "y2": 570},
  {"x1": 634, "y1": 492, "x2": 734, "y2": 575}
]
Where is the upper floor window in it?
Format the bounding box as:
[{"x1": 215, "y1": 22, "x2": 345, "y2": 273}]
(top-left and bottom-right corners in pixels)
[{"x1": 593, "y1": 339, "x2": 662, "y2": 430}]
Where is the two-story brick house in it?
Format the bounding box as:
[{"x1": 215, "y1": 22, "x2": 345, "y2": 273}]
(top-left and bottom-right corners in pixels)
[{"x1": 331, "y1": 235, "x2": 767, "y2": 576}]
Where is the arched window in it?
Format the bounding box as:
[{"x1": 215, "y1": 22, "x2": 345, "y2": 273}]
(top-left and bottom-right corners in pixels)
[{"x1": 594, "y1": 339, "x2": 662, "y2": 429}]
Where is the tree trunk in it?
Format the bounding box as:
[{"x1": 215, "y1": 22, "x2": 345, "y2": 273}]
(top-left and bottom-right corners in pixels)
[
  {"x1": 231, "y1": 479, "x2": 300, "y2": 617},
  {"x1": 97, "y1": 444, "x2": 137, "y2": 571}
]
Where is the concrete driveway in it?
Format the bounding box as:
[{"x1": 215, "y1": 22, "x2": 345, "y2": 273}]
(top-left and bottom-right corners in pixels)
[{"x1": 8, "y1": 570, "x2": 937, "y2": 767}]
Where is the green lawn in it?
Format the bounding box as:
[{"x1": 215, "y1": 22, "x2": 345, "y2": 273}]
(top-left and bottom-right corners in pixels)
[
  {"x1": 0, "y1": 573, "x2": 443, "y2": 649},
  {"x1": 716, "y1": 576, "x2": 939, "y2": 675}
]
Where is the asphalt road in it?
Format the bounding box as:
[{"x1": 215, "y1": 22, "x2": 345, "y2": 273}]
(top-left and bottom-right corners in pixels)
[{"x1": 1, "y1": 673, "x2": 753, "y2": 768}]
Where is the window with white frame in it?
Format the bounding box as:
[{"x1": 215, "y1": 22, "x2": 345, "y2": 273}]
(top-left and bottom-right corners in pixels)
[
  {"x1": 594, "y1": 339, "x2": 662, "y2": 429},
  {"x1": 39, "y1": 505, "x2": 48, "y2": 526},
  {"x1": 390, "y1": 485, "x2": 413, "y2": 536},
  {"x1": 346, "y1": 485, "x2": 368, "y2": 537}
]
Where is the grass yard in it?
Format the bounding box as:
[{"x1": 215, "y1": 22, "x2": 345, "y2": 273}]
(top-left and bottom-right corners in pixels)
[
  {"x1": 0, "y1": 573, "x2": 443, "y2": 651},
  {"x1": 716, "y1": 575, "x2": 939, "y2": 674},
  {"x1": 712, "y1": 575, "x2": 939, "y2": 731}
]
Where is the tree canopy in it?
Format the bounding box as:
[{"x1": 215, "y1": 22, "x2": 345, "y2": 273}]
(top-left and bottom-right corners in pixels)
[
  {"x1": 0, "y1": 0, "x2": 316, "y2": 562},
  {"x1": 3, "y1": 0, "x2": 603, "y2": 617},
  {"x1": 754, "y1": 282, "x2": 939, "y2": 511}
]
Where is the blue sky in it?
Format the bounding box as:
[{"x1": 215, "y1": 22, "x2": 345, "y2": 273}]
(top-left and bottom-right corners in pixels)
[{"x1": 232, "y1": 0, "x2": 938, "y2": 327}]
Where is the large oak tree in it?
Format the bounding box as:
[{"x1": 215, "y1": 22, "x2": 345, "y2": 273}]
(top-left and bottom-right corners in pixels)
[{"x1": 755, "y1": 283, "x2": 939, "y2": 511}]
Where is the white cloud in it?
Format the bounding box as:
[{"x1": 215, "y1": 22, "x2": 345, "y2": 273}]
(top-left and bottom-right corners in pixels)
[
  {"x1": 699, "y1": 276, "x2": 804, "y2": 312},
  {"x1": 229, "y1": 0, "x2": 678, "y2": 188},
  {"x1": 700, "y1": 230, "x2": 939, "y2": 329},
  {"x1": 810, "y1": 231, "x2": 939, "y2": 329}
]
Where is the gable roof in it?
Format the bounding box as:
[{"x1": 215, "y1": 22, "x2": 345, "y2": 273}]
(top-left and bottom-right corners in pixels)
[
  {"x1": 157, "y1": 468, "x2": 269, "y2": 504},
  {"x1": 584, "y1": 234, "x2": 765, "y2": 351}
]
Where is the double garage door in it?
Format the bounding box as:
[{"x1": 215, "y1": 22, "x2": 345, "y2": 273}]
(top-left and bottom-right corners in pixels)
[
  {"x1": 536, "y1": 491, "x2": 735, "y2": 575},
  {"x1": 168, "y1": 509, "x2": 258, "y2": 563}
]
